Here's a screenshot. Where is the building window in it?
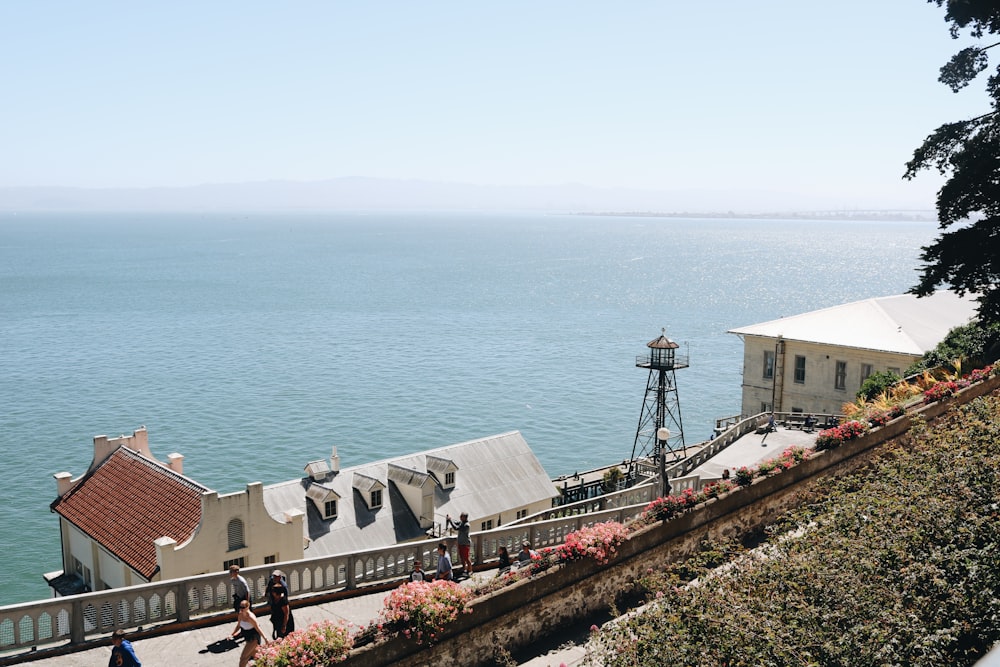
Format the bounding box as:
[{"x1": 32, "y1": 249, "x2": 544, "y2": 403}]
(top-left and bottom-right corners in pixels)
[
  {"x1": 763, "y1": 350, "x2": 775, "y2": 379},
  {"x1": 445, "y1": 471, "x2": 455, "y2": 486},
  {"x1": 760, "y1": 401, "x2": 772, "y2": 413},
  {"x1": 227, "y1": 519, "x2": 246, "y2": 551},
  {"x1": 860, "y1": 363, "x2": 874, "y2": 387},
  {"x1": 324, "y1": 499, "x2": 338, "y2": 519},
  {"x1": 794, "y1": 356, "x2": 806, "y2": 384},
  {"x1": 480, "y1": 520, "x2": 493, "y2": 531},
  {"x1": 835, "y1": 361, "x2": 847, "y2": 390},
  {"x1": 370, "y1": 489, "x2": 382, "y2": 508},
  {"x1": 264, "y1": 554, "x2": 277, "y2": 565},
  {"x1": 223, "y1": 557, "x2": 245, "y2": 570},
  {"x1": 888, "y1": 367, "x2": 900, "y2": 377},
  {"x1": 516, "y1": 509, "x2": 527, "y2": 520}
]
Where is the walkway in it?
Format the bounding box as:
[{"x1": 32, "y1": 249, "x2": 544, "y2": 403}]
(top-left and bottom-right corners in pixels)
[
  {"x1": 15, "y1": 570, "x2": 496, "y2": 667},
  {"x1": 687, "y1": 423, "x2": 819, "y2": 481}
]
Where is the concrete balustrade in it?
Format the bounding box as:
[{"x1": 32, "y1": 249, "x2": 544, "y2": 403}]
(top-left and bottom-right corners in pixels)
[{"x1": 0, "y1": 481, "x2": 657, "y2": 656}]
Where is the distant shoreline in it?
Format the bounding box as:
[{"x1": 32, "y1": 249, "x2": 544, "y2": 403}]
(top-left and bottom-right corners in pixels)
[{"x1": 576, "y1": 210, "x2": 939, "y2": 222}]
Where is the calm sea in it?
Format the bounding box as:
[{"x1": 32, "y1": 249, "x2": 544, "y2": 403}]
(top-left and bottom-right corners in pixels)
[{"x1": 0, "y1": 211, "x2": 936, "y2": 604}]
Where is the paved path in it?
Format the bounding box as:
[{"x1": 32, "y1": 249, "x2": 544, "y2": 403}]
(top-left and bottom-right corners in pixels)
[
  {"x1": 689, "y1": 424, "x2": 819, "y2": 480},
  {"x1": 15, "y1": 572, "x2": 495, "y2": 667},
  {"x1": 10, "y1": 427, "x2": 822, "y2": 667}
]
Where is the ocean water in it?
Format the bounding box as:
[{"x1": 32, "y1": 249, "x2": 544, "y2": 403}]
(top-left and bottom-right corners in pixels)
[{"x1": 0, "y1": 211, "x2": 936, "y2": 604}]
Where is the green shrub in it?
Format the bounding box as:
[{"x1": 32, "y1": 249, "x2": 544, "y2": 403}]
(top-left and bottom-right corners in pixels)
[
  {"x1": 857, "y1": 369, "x2": 901, "y2": 402},
  {"x1": 588, "y1": 394, "x2": 1000, "y2": 666}
]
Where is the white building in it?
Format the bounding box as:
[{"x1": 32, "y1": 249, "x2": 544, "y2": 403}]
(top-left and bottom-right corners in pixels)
[
  {"x1": 728, "y1": 291, "x2": 979, "y2": 417},
  {"x1": 47, "y1": 427, "x2": 557, "y2": 595}
]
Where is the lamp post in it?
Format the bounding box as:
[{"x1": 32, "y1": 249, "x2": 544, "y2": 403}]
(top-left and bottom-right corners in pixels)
[{"x1": 657, "y1": 427, "x2": 670, "y2": 497}]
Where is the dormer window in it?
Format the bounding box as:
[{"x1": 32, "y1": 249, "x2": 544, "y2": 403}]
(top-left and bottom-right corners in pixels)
[
  {"x1": 425, "y1": 455, "x2": 458, "y2": 490},
  {"x1": 353, "y1": 473, "x2": 386, "y2": 511},
  {"x1": 306, "y1": 483, "x2": 341, "y2": 521}
]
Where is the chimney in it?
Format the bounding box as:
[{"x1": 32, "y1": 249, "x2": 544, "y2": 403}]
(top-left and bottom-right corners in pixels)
[
  {"x1": 331, "y1": 446, "x2": 340, "y2": 472},
  {"x1": 92, "y1": 434, "x2": 116, "y2": 468},
  {"x1": 167, "y1": 453, "x2": 184, "y2": 475},
  {"x1": 54, "y1": 471, "x2": 74, "y2": 497}
]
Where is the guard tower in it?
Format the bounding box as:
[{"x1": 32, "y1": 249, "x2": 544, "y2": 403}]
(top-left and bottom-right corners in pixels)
[{"x1": 630, "y1": 329, "x2": 688, "y2": 475}]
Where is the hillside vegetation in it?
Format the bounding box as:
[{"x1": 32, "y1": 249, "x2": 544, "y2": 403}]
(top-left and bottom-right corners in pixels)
[{"x1": 590, "y1": 392, "x2": 1000, "y2": 666}]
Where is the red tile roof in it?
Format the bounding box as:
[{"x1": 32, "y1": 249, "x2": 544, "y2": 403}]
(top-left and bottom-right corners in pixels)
[{"x1": 51, "y1": 447, "x2": 209, "y2": 580}]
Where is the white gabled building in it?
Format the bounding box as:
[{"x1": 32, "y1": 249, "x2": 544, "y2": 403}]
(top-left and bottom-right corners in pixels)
[
  {"x1": 262, "y1": 431, "x2": 558, "y2": 557},
  {"x1": 728, "y1": 291, "x2": 979, "y2": 417},
  {"x1": 48, "y1": 428, "x2": 556, "y2": 595}
]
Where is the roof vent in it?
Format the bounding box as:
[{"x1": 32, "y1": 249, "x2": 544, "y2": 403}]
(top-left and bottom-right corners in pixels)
[{"x1": 305, "y1": 459, "x2": 331, "y2": 481}]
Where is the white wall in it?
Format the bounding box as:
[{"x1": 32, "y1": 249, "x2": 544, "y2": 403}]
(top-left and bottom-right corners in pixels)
[{"x1": 155, "y1": 482, "x2": 303, "y2": 581}]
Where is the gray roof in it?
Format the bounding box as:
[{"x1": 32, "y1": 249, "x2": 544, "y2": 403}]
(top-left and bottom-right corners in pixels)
[
  {"x1": 727, "y1": 291, "x2": 978, "y2": 355},
  {"x1": 352, "y1": 473, "x2": 385, "y2": 493},
  {"x1": 262, "y1": 431, "x2": 557, "y2": 557},
  {"x1": 425, "y1": 455, "x2": 457, "y2": 476}
]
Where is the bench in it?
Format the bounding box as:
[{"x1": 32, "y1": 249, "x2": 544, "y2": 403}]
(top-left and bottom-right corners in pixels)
[{"x1": 786, "y1": 416, "x2": 818, "y2": 432}]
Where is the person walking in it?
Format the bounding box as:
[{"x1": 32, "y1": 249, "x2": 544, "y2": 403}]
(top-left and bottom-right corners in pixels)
[
  {"x1": 108, "y1": 629, "x2": 141, "y2": 667},
  {"x1": 446, "y1": 512, "x2": 473, "y2": 577},
  {"x1": 265, "y1": 569, "x2": 295, "y2": 639},
  {"x1": 230, "y1": 599, "x2": 267, "y2": 667},
  {"x1": 229, "y1": 564, "x2": 251, "y2": 615},
  {"x1": 435, "y1": 542, "x2": 453, "y2": 581},
  {"x1": 408, "y1": 560, "x2": 425, "y2": 582},
  {"x1": 760, "y1": 413, "x2": 776, "y2": 446}
]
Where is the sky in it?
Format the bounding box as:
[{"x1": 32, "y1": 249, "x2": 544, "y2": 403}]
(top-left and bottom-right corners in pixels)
[{"x1": 0, "y1": 1, "x2": 989, "y2": 211}]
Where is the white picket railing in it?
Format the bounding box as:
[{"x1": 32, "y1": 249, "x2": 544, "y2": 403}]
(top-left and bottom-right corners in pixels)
[{"x1": 0, "y1": 480, "x2": 661, "y2": 655}]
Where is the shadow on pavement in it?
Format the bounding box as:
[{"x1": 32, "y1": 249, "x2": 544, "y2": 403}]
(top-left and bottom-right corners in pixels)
[{"x1": 198, "y1": 637, "x2": 240, "y2": 654}]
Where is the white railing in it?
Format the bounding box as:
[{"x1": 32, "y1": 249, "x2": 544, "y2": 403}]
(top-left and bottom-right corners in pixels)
[
  {"x1": 0, "y1": 488, "x2": 662, "y2": 655},
  {"x1": 666, "y1": 413, "x2": 764, "y2": 478},
  {"x1": 1, "y1": 423, "x2": 754, "y2": 657}
]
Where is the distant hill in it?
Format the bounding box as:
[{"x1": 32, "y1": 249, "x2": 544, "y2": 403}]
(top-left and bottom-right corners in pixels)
[{"x1": 0, "y1": 178, "x2": 937, "y2": 217}]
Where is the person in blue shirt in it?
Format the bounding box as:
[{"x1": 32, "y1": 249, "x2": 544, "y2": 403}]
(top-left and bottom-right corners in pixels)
[
  {"x1": 435, "y1": 542, "x2": 453, "y2": 581},
  {"x1": 108, "y1": 629, "x2": 141, "y2": 667}
]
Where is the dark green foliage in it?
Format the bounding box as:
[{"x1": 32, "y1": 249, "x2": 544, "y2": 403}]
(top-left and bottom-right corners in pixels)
[
  {"x1": 912, "y1": 320, "x2": 1000, "y2": 373},
  {"x1": 591, "y1": 392, "x2": 1000, "y2": 666},
  {"x1": 905, "y1": 2, "x2": 1000, "y2": 325},
  {"x1": 857, "y1": 369, "x2": 902, "y2": 401},
  {"x1": 602, "y1": 467, "x2": 624, "y2": 493}
]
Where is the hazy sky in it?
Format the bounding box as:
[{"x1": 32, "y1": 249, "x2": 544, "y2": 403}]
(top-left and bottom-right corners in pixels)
[{"x1": 0, "y1": 1, "x2": 987, "y2": 209}]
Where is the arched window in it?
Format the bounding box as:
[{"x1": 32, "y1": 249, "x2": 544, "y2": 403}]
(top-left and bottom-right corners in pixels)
[{"x1": 227, "y1": 518, "x2": 245, "y2": 551}]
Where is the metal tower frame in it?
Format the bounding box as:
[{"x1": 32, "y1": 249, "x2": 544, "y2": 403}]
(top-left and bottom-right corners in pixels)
[{"x1": 630, "y1": 329, "x2": 688, "y2": 468}]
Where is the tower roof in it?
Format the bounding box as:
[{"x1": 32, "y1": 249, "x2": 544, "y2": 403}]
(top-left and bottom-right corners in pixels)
[{"x1": 647, "y1": 331, "x2": 679, "y2": 349}]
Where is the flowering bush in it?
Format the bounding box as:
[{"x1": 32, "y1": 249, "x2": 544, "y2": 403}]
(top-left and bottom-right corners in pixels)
[
  {"x1": 814, "y1": 420, "x2": 868, "y2": 450},
  {"x1": 734, "y1": 466, "x2": 754, "y2": 487},
  {"x1": 966, "y1": 365, "x2": 995, "y2": 383},
  {"x1": 641, "y1": 495, "x2": 683, "y2": 522},
  {"x1": 254, "y1": 620, "x2": 352, "y2": 666},
  {"x1": 557, "y1": 521, "x2": 629, "y2": 564},
  {"x1": 530, "y1": 546, "x2": 559, "y2": 574},
  {"x1": 868, "y1": 410, "x2": 891, "y2": 427},
  {"x1": 701, "y1": 479, "x2": 734, "y2": 499},
  {"x1": 923, "y1": 380, "x2": 960, "y2": 404},
  {"x1": 378, "y1": 580, "x2": 473, "y2": 644},
  {"x1": 678, "y1": 487, "x2": 699, "y2": 509}
]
